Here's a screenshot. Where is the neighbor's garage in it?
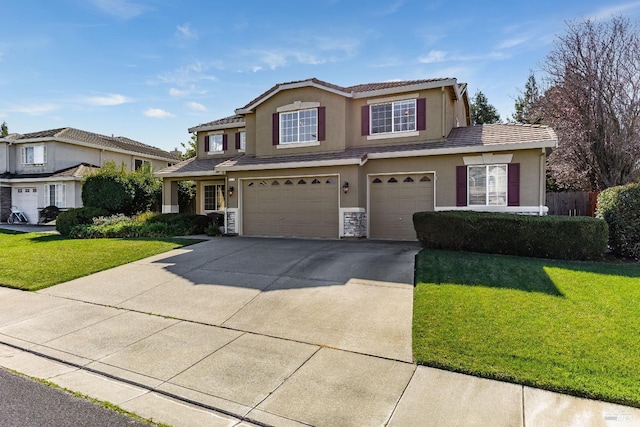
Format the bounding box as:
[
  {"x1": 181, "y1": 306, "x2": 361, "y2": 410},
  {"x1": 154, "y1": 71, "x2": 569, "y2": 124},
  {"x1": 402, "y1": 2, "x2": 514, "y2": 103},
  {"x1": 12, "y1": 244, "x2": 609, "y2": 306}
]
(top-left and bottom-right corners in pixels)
[
  {"x1": 369, "y1": 173, "x2": 434, "y2": 240},
  {"x1": 11, "y1": 186, "x2": 38, "y2": 224},
  {"x1": 242, "y1": 175, "x2": 339, "y2": 238}
]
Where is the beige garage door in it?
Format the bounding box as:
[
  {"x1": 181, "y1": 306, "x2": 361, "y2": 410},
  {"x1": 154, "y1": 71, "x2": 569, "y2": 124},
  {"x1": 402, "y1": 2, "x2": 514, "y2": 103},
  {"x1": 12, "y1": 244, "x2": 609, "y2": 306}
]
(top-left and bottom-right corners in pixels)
[
  {"x1": 369, "y1": 173, "x2": 434, "y2": 240},
  {"x1": 242, "y1": 176, "x2": 339, "y2": 238}
]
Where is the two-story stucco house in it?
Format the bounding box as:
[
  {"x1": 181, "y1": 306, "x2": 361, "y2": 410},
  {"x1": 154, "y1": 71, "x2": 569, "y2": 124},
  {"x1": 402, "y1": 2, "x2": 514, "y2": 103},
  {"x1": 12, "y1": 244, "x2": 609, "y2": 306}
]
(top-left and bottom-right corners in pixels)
[
  {"x1": 156, "y1": 77, "x2": 558, "y2": 240},
  {"x1": 0, "y1": 127, "x2": 179, "y2": 224}
]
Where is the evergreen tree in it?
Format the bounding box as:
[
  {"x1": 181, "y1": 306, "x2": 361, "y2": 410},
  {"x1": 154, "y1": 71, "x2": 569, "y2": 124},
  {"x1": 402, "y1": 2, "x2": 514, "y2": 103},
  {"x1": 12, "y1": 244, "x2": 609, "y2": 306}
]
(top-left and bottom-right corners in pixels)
[
  {"x1": 470, "y1": 91, "x2": 501, "y2": 125},
  {"x1": 512, "y1": 72, "x2": 541, "y2": 124},
  {"x1": 1, "y1": 121, "x2": 8, "y2": 137}
]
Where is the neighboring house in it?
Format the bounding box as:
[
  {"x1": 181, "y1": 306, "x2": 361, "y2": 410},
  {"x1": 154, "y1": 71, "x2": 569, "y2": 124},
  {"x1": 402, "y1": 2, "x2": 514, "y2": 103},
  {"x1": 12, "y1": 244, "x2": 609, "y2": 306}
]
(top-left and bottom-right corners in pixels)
[
  {"x1": 156, "y1": 77, "x2": 558, "y2": 240},
  {"x1": 0, "y1": 127, "x2": 179, "y2": 224}
]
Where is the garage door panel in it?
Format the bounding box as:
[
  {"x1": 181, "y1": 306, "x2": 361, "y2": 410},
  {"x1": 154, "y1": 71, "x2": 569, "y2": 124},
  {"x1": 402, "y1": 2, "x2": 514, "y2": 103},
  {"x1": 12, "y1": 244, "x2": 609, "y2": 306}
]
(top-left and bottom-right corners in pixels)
[
  {"x1": 242, "y1": 176, "x2": 338, "y2": 238},
  {"x1": 370, "y1": 173, "x2": 434, "y2": 240}
]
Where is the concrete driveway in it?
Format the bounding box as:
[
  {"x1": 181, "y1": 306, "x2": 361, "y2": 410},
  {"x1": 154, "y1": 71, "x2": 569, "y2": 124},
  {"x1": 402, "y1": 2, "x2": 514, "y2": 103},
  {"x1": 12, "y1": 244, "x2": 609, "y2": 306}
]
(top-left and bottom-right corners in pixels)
[{"x1": 40, "y1": 237, "x2": 418, "y2": 363}]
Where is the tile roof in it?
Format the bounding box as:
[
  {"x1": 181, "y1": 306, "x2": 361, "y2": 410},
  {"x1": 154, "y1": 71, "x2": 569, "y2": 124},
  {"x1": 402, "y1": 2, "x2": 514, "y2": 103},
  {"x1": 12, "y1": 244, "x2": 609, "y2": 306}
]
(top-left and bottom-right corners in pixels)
[
  {"x1": 4, "y1": 127, "x2": 179, "y2": 161},
  {"x1": 188, "y1": 115, "x2": 246, "y2": 132},
  {"x1": 447, "y1": 123, "x2": 558, "y2": 146},
  {"x1": 238, "y1": 77, "x2": 454, "y2": 111},
  {"x1": 154, "y1": 156, "x2": 239, "y2": 176},
  {"x1": 0, "y1": 163, "x2": 98, "y2": 180}
]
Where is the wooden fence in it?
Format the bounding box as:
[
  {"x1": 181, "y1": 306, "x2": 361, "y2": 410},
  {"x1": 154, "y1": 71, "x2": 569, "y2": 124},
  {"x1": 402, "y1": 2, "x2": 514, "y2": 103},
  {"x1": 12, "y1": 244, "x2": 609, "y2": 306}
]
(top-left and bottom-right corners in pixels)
[{"x1": 546, "y1": 192, "x2": 599, "y2": 217}]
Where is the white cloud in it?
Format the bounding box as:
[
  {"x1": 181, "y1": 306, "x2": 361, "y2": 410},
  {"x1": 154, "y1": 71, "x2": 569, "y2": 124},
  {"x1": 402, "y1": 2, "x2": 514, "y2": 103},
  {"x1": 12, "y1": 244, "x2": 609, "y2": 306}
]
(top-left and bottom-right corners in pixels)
[
  {"x1": 497, "y1": 37, "x2": 530, "y2": 50},
  {"x1": 418, "y1": 50, "x2": 448, "y2": 64},
  {"x1": 375, "y1": 0, "x2": 405, "y2": 16},
  {"x1": 84, "y1": 93, "x2": 131, "y2": 106},
  {"x1": 144, "y1": 108, "x2": 175, "y2": 118},
  {"x1": 12, "y1": 104, "x2": 59, "y2": 115},
  {"x1": 186, "y1": 101, "x2": 207, "y2": 112},
  {"x1": 157, "y1": 62, "x2": 217, "y2": 86},
  {"x1": 90, "y1": 0, "x2": 150, "y2": 19},
  {"x1": 589, "y1": 1, "x2": 640, "y2": 21},
  {"x1": 176, "y1": 23, "x2": 198, "y2": 40}
]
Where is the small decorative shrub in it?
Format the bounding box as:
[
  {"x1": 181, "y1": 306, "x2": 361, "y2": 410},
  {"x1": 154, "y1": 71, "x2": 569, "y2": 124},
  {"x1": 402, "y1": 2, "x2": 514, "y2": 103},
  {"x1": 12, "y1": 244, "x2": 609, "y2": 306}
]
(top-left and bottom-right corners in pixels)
[
  {"x1": 146, "y1": 213, "x2": 212, "y2": 235},
  {"x1": 56, "y1": 207, "x2": 110, "y2": 237},
  {"x1": 205, "y1": 224, "x2": 222, "y2": 236},
  {"x1": 596, "y1": 183, "x2": 640, "y2": 258},
  {"x1": 413, "y1": 211, "x2": 608, "y2": 261}
]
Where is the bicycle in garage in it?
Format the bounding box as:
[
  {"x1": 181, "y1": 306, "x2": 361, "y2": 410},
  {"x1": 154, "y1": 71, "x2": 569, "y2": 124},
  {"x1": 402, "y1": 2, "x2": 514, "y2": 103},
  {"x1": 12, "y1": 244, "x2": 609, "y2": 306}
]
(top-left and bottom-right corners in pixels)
[{"x1": 7, "y1": 206, "x2": 29, "y2": 224}]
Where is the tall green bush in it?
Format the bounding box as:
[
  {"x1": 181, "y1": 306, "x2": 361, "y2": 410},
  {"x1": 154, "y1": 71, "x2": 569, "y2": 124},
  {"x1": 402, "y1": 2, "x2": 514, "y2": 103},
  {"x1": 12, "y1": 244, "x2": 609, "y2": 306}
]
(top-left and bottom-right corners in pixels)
[{"x1": 596, "y1": 183, "x2": 640, "y2": 258}]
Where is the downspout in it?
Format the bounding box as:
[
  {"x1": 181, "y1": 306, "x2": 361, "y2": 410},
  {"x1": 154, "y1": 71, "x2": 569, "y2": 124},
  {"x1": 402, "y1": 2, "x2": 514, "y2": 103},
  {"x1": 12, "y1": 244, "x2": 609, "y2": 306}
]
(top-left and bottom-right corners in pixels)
[
  {"x1": 539, "y1": 148, "x2": 546, "y2": 215},
  {"x1": 441, "y1": 87, "x2": 446, "y2": 138}
]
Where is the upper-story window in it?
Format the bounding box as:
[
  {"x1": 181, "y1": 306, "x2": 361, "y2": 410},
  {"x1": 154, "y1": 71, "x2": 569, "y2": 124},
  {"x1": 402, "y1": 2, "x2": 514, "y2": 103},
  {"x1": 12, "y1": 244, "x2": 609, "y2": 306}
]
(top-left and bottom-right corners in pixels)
[
  {"x1": 205, "y1": 133, "x2": 227, "y2": 153},
  {"x1": 134, "y1": 159, "x2": 150, "y2": 171},
  {"x1": 362, "y1": 98, "x2": 425, "y2": 137},
  {"x1": 370, "y1": 100, "x2": 416, "y2": 134},
  {"x1": 280, "y1": 108, "x2": 317, "y2": 144},
  {"x1": 21, "y1": 145, "x2": 47, "y2": 165},
  {"x1": 240, "y1": 131, "x2": 246, "y2": 150}
]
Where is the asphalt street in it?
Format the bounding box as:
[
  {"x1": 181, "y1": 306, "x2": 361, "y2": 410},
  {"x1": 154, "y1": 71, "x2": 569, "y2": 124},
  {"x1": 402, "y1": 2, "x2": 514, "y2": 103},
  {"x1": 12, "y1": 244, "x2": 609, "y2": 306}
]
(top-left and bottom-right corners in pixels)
[{"x1": 0, "y1": 368, "x2": 149, "y2": 427}]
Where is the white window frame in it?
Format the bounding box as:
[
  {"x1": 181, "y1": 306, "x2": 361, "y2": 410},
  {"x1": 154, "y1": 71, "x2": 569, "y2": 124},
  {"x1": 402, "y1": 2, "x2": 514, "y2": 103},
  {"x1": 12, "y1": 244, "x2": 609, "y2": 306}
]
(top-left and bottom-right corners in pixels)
[
  {"x1": 279, "y1": 108, "x2": 318, "y2": 144},
  {"x1": 239, "y1": 131, "x2": 246, "y2": 151},
  {"x1": 468, "y1": 164, "x2": 507, "y2": 206},
  {"x1": 370, "y1": 99, "x2": 416, "y2": 135},
  {"x1": 45, "y1": 183, "x2": 66, "y2": 208},
  {"x1": 203, "y1": 183, "x2": 225, "y2": 211},
  {"x1": 21, "y1": 145, "x2": 47, "y2": 165},
  {"x1": 207, "y1": 134, "x2": 224, "y2": 153}
]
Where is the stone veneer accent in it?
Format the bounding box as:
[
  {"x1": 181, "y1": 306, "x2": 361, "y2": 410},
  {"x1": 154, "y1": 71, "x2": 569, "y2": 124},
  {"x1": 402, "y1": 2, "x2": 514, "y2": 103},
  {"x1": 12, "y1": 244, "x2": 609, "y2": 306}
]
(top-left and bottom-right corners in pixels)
[
  {"x1": 0, "y1": 187, "x2": 11, "y2": 222},
  {"x1": 226, "y1": 209, "x2": 238, "y2": 234},
  {"x1": 341, "y1": 208, "x2": 367, "y2": 238}
]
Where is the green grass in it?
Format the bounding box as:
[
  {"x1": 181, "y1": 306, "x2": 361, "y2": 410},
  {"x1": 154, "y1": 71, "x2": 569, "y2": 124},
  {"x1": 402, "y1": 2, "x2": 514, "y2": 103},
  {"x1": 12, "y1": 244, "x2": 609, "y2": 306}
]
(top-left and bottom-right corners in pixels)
[
  {"x1": 0, "y1": 229, "x2": 201, "y2": 291},
  {"x1": 413, "y1": 249, "x2": 640, "y2": 407}
]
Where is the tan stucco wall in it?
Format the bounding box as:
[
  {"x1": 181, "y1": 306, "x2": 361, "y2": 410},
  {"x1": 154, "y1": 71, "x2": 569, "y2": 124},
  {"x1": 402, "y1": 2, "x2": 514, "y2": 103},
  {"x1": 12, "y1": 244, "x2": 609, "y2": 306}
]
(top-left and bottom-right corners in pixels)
[
  {"x1": 252, "y1": 87, "x2": 348, "y2": 157},
  {"x1": 197, "y1": 127, "x2": 246, "y2": 159},
  {"x1": 0, "y1": 143, "x2": 7, "y2": 174}
]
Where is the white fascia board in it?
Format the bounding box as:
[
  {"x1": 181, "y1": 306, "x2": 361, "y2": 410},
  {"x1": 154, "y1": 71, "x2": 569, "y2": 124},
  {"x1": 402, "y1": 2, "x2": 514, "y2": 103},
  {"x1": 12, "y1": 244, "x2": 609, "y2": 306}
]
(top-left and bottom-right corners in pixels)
[
  {"x1": 351, "y1": 79, "x2": 458, "y2": 99},
  {"x1": 153, "y1": 170, "x2": 224, "y2": 179},
  {"x1": 0, "y1": 176, "x2": 81, "y2": 184},
  {"x1": 366, "y1": 139, "x2": 558, "y2": 160},
  {"x1": 235, "y1": 81, "x2": 352, "y2": 114},
  {"x1": 7, "y1": 137, "x2": 176, "y2": 162},
  {"x1": 217, "y1": 157, "x2": 365, "y2": 172},
  {"x1": 188, "y1": 121, "x2": 246, "y2": 133}
]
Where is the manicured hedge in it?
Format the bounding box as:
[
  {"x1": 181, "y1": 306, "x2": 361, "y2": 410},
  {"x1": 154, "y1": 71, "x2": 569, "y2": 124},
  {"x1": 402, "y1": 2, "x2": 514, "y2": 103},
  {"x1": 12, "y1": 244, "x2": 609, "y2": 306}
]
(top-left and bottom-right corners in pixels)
[
  {"x1": 145, "y1": 213, "x2": 212, "y2": 235},
  {"x1": 56, "y1": 207, "x2": 110, "y2": 237},
  {"x1": 413, "y1": 211, "x2": 608, "y2": 260},
  {"x1": 596, "y1": 183, "x2": 640, "y2": 259}
]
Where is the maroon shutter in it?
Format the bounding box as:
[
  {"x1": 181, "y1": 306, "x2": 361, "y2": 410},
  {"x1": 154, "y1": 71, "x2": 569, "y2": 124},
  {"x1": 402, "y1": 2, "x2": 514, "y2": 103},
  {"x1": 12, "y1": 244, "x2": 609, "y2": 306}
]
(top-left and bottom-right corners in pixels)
[
  {"x1": 456, "y1": 165, "x2": 467, "y2": 206},
  {"x1": 235, "y1": 132, "x2": 241, "y2": 149},
  {"x1": 361, "y1": 105, "x2": 370, "y2": 136},
  {"x1": 272, "y1": 113, "x2": 279, "y2": 145},
  {"x1": 222, "y1": 134, "x2": 228, "y2": 151},
  {"x1": 416, "y1": 98, "x2": 426, "y2": 131},
  {"x1": 204, "y1": 135, "x2": 210, "y2": 152},
  {"x1": 317, "y1": 106, "x2": 326, "y2": 141},
  {"x1": 508, "y1": 163, "x2": 520, "y2": 206}
]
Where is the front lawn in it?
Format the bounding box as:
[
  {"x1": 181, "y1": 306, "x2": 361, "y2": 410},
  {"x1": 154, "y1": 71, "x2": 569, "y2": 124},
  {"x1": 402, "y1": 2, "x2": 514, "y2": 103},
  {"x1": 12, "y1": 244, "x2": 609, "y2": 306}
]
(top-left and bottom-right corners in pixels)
[
  {"x1": 413, "y1": 249, "x2": 640, "y2": 407},
  {"x1": 0, "y1": 229, "x2": 200, "y2": 291}
]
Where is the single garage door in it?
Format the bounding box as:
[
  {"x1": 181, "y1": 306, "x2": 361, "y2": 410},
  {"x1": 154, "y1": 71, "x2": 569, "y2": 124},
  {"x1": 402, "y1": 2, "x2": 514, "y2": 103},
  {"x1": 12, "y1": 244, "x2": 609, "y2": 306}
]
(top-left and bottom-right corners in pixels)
[
  {"x1": 242, "y1": 176, "x2": 339, "y2": 238},
  {"x1": 369, "y1": 173, "x2": 434, "y2": 240},
  {"x1": 12, "y1": 187, "x2": 38, "y2": 224}
]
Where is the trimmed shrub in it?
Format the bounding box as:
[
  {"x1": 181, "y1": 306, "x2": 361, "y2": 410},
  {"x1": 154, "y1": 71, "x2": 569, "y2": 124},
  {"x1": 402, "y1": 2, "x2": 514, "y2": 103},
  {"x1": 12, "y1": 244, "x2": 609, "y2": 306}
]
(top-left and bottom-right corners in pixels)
[
  {"x1": 56, "y1": 207, "x2": 110, "y2": 237},
  {"x1": 145, "y1": 213, "x2": 212, "y2": 235},
  {"x1": 413, "y1": 211, "x2": 608, "y2": 260},
  {"x1": 596, "y1": 183, "x2": 640, "y2": 258},
  {"x1": 82, "y1": 173, "x2": 135, "y2": 214}
]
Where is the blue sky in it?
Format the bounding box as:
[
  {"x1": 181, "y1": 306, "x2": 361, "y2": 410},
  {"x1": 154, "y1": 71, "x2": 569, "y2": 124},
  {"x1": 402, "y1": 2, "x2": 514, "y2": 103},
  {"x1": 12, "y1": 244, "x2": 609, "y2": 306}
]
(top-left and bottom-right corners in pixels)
[{"x1": 1, "y1": 1, "x2": 638, "y2": 153}]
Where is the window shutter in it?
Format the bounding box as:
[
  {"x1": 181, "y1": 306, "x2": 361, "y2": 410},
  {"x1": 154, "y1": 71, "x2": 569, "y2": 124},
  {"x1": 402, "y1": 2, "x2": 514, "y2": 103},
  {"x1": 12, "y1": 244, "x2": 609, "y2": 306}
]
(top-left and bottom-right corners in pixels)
[
  {"x1": 507, "y1": 163, "x2": 520, "y2": 206},
  {"x1": 317, "y1": 106, "x2": 326, "y2": 141},
  {"x1": 361, "y1": 105, "x2": 370, "y2": 136},
  {"x1": 235, "y1": 132, "x2": 241, "y2": 149},
  {"x1": 44, "y1": 184, "x2": 50, "y2": 206},
  {"x1": 416, "y1": 98, "x2": 426, "y2": 131},
  {"x1": 21, "y1": 147, "x2": 26, "y2": 164},
  {"x1": 204, "y1": 135, "x2": 210, "y2": 152},
  {"x1": 222, "y1": 134, "x2": 228, "y2": 151},
  {"x1": 272, "y1": 113, "x2": 279, "y2": 145},
  {"x1": 456, "y1": 165, "x2": 467, "y2": 206}
]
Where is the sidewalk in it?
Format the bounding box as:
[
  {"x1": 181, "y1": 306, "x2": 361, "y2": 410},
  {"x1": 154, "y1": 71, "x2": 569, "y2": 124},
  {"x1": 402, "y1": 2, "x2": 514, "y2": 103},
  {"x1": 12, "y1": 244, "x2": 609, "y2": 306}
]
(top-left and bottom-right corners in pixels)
[{"x1": 0, "y1": 239, "x2": 639, "y2": 426}]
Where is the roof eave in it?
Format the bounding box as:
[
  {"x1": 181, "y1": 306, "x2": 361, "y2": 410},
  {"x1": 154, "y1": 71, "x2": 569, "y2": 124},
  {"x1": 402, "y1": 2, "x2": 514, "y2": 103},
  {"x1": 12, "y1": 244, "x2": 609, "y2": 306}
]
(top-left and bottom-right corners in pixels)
[
  {"x1": 351, "y1": 78, "x2": 458, "y2": 99},
  {"x1": 188, "y1": 122, "x2": 246, "y2": 133},
  {"x1": 154, "y1": 170, "x2": 224, "y2": 178},
  {"x1": 218, "y1": 157, "x2": 365, "y2": 172}
]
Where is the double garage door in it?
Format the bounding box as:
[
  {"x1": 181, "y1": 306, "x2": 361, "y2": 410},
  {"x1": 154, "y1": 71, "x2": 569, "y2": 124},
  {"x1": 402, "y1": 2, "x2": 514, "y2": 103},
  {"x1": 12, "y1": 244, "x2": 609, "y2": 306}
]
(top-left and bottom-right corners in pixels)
[
  {"x1": 242, "y1": 176, "x2": 339, "y2": 238},
  {"x1": 369, "y1": 173, "x2": 434, "y2": 240}
]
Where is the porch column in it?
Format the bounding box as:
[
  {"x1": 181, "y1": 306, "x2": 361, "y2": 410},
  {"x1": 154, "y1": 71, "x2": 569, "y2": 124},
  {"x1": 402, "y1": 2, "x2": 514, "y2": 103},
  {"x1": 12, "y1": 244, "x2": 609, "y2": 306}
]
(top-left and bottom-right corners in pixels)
[{"x1": 162, "y1": 180, "x2": 179, "y2": 213}]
